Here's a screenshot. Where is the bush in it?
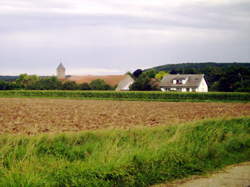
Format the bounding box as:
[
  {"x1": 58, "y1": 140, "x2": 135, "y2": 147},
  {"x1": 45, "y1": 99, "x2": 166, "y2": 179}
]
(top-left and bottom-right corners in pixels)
[
  {"x1": 0, "y1": 90, "x2": 249, "y2": 102},
  {"x1": 89, "y1": 79, "x2": 113, "y2": 90}
]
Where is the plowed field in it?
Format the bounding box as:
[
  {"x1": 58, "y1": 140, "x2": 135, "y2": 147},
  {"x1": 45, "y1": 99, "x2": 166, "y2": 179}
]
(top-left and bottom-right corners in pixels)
[{"x1": 0, "y1": 98, "x2": 250, "y2": 135}]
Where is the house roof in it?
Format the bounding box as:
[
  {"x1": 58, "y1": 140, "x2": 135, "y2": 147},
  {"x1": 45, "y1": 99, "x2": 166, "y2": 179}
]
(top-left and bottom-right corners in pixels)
[
  {"x1": 160, "y1": 74, "x2": 204, "y2": 88},
  {"x1": 67, "y1": 75, "x2": 126, "y2": 86},
  {"x1": 115, "y1": 74, "x2": 134, "y2": 91}
]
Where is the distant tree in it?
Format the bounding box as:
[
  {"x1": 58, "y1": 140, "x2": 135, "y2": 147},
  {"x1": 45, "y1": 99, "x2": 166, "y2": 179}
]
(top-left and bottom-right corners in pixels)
[
  {"x1": 144, "y1": 69, "x2": 157, "y2": 79},
  {"x1": 130, "y1": 70, "x2": 159, "y2": 91},
  {"x1": 132, "y1": 69, "x2": 143, "y2": 78},
  {"x1": 62, "y1": 81, "x2": 79, "y2": 90},
  {"x1": 89, "y1": 79, "x2": 112, "y2": 90},
  {"x1": 0, "y1": 80, "x2": 18, "y2": 90},
  {"x1": 79, "y1": 83, "x2": 91, "y2": 90},
  {"x1": 155, "y1": 71, "x2": 168, "y2": 80},
  {"x1": 32, "y1": 77, "x2": 62, "y2": 90},
  {"x1": 16, "y1": 74, "x2": 40, "y2": 89},
  {"x1": 170, "y1": 69, "x2": 178, "y2": 74}
]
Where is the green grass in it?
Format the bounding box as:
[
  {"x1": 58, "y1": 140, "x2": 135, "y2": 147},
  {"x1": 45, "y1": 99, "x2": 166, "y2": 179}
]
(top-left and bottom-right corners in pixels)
[
  {"x1": 0, "y1": 90, "x2": 250, "y2": 102},
  {"x1": 0, "y1": 117, "x2": 249, "y2": 186}
]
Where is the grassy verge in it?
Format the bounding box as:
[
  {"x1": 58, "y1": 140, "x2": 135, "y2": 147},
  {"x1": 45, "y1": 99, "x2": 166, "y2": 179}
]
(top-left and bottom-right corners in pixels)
[
  {"x1": 0, "y1": 90, "x2": 250, "y2": 102},
  {"x1": 0, "y1": 117, "x2": 249, "y2": 186}
]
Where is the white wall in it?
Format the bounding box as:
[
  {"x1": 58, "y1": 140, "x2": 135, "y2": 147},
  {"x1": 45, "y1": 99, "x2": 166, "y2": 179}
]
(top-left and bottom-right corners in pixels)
[{"x1": 197, "y1": 77, "x2": 208, "y2": 92}]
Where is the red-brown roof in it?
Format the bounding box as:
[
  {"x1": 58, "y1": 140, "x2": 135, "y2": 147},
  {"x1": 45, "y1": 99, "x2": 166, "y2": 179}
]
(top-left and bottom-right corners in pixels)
[{"x1": 67, "y1": 75, "x2": 126, "y2": 86}]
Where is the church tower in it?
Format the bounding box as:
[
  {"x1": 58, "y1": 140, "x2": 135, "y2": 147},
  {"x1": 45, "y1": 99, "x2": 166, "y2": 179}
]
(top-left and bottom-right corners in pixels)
[{"x1": 56, "y1": 63, "x2": 65, "y2": 79}]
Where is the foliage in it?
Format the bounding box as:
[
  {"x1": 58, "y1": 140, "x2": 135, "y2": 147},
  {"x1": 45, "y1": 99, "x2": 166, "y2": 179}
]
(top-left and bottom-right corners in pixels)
[
  {"x1": 0, "y1": 81, "x2": 17, "y2": 90},
  {"x1": 79, "y1": 83, "x2": 91, "y2": 90},
  {"x1": 89, "y1": 79, "x2": 113, "y2": 90},
  {"x1": 155, "y1": 71, "x2": 168, "y2": 80},
  {"x1": 0, "y1": 74, "x2": 114, "y2": 90},
  {"x1": 130, "y1": 70, "x2": 159, "y2": 91},
  {"x1": 0, "y1": 117, "x2": 249, "y2": 186},
  {"x1": 31, "y1": 77, "x2": 63, "y2": 90},
  {"x1": 149, "y1": 62, "x2": 250, "y2": 92},
  {"x1": 16, "y1": 74, "x2": 40, "y2": 89},
  {"x1": 62, "y1": 81, "x2": 79, "y2": 90},
  {"x1": 0, "y1": 90, "x2": 249, "y2": 102},
  {"x1": 132, "y1": 69, "x2": 143, "y2": 78}
]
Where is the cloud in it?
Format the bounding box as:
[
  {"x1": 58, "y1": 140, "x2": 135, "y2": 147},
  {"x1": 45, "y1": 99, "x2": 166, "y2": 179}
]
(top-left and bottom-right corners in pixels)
[{"x1": 0, "y1": 0, "x2": 249, "y2": 75}]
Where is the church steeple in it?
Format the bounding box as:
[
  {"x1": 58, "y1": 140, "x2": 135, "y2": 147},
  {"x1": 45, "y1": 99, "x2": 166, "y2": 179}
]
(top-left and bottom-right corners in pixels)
[{"x1": 56, "y1": 63, "x2": 65, "y2": 79}]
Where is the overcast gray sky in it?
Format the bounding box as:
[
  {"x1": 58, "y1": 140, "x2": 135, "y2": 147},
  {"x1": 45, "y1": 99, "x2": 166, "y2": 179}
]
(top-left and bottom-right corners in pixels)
[{"x1": 0, "y1": 0, "x2": 250, "y2": 75}]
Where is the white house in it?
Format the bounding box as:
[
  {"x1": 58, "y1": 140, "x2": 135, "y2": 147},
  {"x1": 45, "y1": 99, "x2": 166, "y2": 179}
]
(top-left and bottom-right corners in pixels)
[
  {"x1": 115, "y1": 74, "x2": 134, "y2": 91},
  {"x1": 160, "y1": 74, "x2": 208, "y2": 92}
]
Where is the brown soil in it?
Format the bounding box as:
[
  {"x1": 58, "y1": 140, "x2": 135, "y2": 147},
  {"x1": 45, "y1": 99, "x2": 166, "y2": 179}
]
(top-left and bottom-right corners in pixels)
[{"x1": 0, "y1": 98, "x2": 250, "y2": 135}]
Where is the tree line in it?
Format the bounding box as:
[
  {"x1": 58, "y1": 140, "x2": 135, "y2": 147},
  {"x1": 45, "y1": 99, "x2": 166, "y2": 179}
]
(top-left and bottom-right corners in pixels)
[
  {"x1": 1, "y1": 63, "x2": 249, "y2": 92},
  {"x1": 0, "y1": 74, "x2": 114, "y2": 90}
]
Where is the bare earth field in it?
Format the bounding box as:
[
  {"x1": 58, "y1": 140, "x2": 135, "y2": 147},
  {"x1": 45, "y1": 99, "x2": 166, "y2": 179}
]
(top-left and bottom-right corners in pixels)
[{"x1": 0, "y1": 98, "x2": 250, "y2": 135}]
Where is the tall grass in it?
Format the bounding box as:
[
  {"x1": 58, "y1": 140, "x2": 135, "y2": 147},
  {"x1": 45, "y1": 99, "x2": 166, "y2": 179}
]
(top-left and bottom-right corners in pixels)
[{"x1": 0, "y1": 117, "x2": 249, "y2": 186}]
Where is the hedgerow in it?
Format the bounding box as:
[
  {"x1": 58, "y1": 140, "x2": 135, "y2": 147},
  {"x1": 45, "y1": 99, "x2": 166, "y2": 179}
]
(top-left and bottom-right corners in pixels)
[{"x1": 0, "y1": 90, "x2": 249, "y2": 102}]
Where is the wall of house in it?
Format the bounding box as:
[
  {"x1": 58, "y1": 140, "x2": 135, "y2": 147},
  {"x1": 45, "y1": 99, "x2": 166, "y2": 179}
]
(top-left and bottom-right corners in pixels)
[{"x1": 197, "y1": 77, "x2": 208, "y2": 92}]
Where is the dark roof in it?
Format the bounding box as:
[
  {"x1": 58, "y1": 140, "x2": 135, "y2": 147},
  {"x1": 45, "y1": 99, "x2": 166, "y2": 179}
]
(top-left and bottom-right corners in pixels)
[
  {"x1": 160, "y1": 74, "x2": 204, "y2": 88},
  {"x1": 57, "y1": 63, "x2": 65, "y2": 70}
]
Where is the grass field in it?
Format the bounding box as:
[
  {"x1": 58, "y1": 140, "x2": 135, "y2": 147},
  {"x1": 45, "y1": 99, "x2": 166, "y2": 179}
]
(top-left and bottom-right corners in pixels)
[
  {"x1": 0, "y1": 98, "x2": 250, "y2": 135},
  {"x1": 0, "y1": 97, "x2": 249, "y2": 186},
  {"x1": 0, "y1": 117, "x2": 249, "y2": 186}
]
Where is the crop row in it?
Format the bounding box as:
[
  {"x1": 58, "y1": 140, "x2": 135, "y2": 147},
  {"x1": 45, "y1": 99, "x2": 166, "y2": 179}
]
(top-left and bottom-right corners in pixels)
[{"x1": 0, "y1": 90, "x2": 249, "y2": 101}]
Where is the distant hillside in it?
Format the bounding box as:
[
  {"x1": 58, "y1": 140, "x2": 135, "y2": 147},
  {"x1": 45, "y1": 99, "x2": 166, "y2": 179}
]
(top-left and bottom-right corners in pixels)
[
  {"x1": 149, "y1": 62, "x2": 250, "y2": 72},
  {"x1": 147, "y1": 62, "x2": 250, "y2": 92},
  {"x1": 0, "y1": 76, "x2": 19, "y2": 81}
]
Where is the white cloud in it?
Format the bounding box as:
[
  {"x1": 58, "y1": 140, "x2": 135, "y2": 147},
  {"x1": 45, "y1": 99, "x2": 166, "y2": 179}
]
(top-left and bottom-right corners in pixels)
[{"x1": 0, "y1": 0, "x2": 249, "y2": 75}]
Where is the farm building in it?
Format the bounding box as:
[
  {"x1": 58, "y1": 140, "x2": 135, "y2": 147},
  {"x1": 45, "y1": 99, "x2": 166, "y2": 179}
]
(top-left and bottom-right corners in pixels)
[
  {"x1": 116, "y1": 74, "x2": 134, "y2": 91},
  {"x1": 160, "y1": 74, "x2": 208, "y2": 92}
]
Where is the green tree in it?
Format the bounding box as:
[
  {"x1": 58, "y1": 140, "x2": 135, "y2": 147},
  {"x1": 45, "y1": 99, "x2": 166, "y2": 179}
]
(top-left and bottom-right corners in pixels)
[
  {"x1": 33, "y1": 77, "x2": 62, "y2": 90},
  {"x1": 155, "y1": 71, "x2": 168, "y2": 80},
  {"x1": 130, "y1": 70, "x2": 159, "y2": 91},
  {"x1": 89, "y1": 79, "x2": 112, "y2": 90},
  {"x1": 79, "y1": 83, "x2": 91, "y2": 90},
  {"x1": 16, "y1": 74, "x2": 40, "y2": 89},
  {"x1": 62, "y1": 81, "x2": 79, "y2": 90}
]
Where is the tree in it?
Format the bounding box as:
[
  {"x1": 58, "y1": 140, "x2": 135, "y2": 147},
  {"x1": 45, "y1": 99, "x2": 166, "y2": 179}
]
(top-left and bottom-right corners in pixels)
[
  {"x1": 130, "y1": 70, "x2": 159, "y2": 91},
  {"x1": 62, "y1": 81, "x2": 79, "y2": 90},
  {"x1": 33, "y1": 77, "x2": 62, "y2": 90},
  {"x1": 155, "y1": 71, "x2": 168, "y2": 80},
  {"x1": 16, "y1": 74, "x2": 40, "y2": 89},
  {"x1": 132, "y1": 69, "x2": 143, "y2": 78},
  {"x1": 89, "y1": 79, "x2": 112, "y2": 90},
  {"x1": 0, "y1": 80, "x2": 17, "y2": 90},
  {"x1": 79, "y1": 83, "x2": 91, "y2": 90}
]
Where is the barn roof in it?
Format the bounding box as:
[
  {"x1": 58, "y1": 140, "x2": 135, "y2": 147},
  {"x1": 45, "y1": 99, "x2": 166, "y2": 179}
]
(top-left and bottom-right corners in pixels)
[
  {"x1": 67, "y1": 75, "x2": 126, "y2": 86},
  {"x1": 115, "y1": 74, "x2": 134, "y2": 91},
  {"x1": 160, "y1": 74, "x2": 204, "y2": 88}
]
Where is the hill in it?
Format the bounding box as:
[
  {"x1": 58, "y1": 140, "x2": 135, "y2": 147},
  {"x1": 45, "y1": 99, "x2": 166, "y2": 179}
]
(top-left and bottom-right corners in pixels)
[
  {"x1": 0, "y1": 76, "x2": 19, "y2": 81},
  {"x1": 149, "y1": 62, "x2": 250, "y2": 72},
  {"x1": 147, "y1": 62, "x2": 250, "y2": 92}
]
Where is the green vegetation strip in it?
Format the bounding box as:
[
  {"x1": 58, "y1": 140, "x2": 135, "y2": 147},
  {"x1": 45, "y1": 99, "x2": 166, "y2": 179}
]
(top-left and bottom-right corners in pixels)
[
  {"x1": 0, "y1": 90, "x2": 250, "y2": 102},
  {"x1": 0, "y1": 117, "x2": 249, "y2": 186}
]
